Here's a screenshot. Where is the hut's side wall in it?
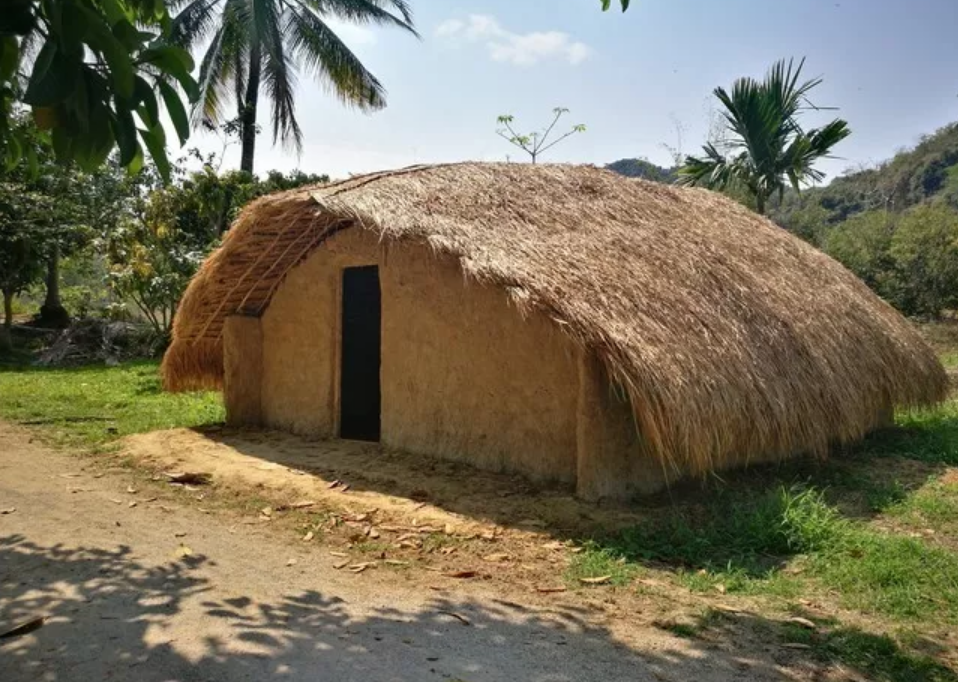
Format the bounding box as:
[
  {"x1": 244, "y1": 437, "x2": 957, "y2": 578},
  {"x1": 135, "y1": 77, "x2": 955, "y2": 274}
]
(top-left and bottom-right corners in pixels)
[
  {"x1": 259, "y1": 228, "x2": 582, "y2": 484},
  {"x1": 224, "y1": 315, "x2": 263, "y2": 426},
  {"x1": 575, "y1": 352, "x2": 672, "y2": 500}
]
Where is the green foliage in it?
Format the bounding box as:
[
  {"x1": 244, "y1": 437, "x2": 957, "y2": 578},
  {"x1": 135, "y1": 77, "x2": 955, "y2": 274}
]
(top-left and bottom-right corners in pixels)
[
  {"x1": 0, "y1": 360, "x2": 223, "y2": 448},
  {"x1": 824, "y1": 210, "x2": 896, "y2": 292},
  {"x1": 0, "y1": 0, "x2": 198, "y2": 180},
  {"x1": 773, "y1": 123, "x2": 958, "y2": 236},
  {"x1": 680, "y1": 58, "x2": 850, "y2": 214},
  {"x1": 103, "y1": 155, "x2": 326, "y2": 336},
  {"x1": 823, "y1": 204, "x2": 958, "y2": 318},
  {"x1": 496, "y1": 108, "x2": 586, "y2": 164},
  {"x1": 887, "y1": 204, "x2": 958, "y2": 317}
]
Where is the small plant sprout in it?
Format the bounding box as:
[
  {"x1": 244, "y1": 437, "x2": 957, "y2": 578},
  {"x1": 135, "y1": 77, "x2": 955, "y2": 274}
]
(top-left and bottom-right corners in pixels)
[{"x1": 496, "y1": 108, "x2": 587, "y2": 164}]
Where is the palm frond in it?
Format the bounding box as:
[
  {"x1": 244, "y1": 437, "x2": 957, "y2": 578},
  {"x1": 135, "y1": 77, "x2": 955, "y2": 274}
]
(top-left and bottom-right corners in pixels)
[
  {"x1": 170, "y1": 0, "x2": 224, "y2": 47},
  {"x1": 286, "y1": 5, "x2": 387, "y2": 110},
  {"x1": 302, "y1": 0, "x2": 418, "y2": 36},
  {"x1": 262, "y1": 3, "x2": 303, "y2": 149}
]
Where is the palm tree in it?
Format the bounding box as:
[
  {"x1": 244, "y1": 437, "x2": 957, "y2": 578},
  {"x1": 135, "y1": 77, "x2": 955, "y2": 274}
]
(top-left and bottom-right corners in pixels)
[
  {"x1": 170, "y1": 0, "x2": 418, "y2": 173},
  {"x1": 679, "y1": 58, "x2": 850, "y2": 215}
]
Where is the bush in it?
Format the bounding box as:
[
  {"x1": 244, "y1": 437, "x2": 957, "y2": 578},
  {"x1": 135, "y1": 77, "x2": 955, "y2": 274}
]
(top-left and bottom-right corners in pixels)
[
  {"x1": 824, "y1": 203, "x2": 958, "y2": 318},
  {"x1": 888, "y1": 203, "x2": 958, "y2": 317}
]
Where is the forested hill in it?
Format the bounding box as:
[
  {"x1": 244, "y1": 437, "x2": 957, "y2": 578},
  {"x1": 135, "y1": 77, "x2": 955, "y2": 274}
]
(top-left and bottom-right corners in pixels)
[
  {"x1": 605, "y1": 158, "x2": 678, "y2": 184},
  {"x1": 770, "y1": 122, "x2": 958, "y2": 240}
]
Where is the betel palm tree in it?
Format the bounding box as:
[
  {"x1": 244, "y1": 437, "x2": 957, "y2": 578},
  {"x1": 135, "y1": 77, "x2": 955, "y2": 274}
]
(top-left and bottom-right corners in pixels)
[
  {"x1": 170, "y1": 0, "x2": 417, "y2": 173},
  {"x1": 679, "y1": 58, "x2": 850, "y2": 215}
]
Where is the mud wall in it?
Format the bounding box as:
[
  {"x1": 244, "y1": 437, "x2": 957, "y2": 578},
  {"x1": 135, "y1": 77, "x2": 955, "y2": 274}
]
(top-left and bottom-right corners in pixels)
[{"x1": 259, "y1": 228, "x2": 583, "y2": 484}]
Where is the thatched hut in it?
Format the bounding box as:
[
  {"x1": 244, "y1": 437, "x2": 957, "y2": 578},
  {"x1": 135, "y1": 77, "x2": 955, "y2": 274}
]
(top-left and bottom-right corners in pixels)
[{"x1": 162, "y1": 163, "x2": 947, "y2": 500}]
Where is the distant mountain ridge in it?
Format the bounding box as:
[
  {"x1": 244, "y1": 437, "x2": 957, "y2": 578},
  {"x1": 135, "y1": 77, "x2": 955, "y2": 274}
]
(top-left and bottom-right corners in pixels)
[
  {"x1": 605, "y1": 158, "x2": 678, "y2": 184},
  {"x1": 771, "y1": 122, "x2": 958, "y2": 237}
]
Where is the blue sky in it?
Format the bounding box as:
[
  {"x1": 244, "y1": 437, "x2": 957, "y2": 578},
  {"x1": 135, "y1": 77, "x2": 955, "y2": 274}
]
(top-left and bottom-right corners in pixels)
[{"x1": 188, "y1": 0, "x2": 958, "y2": 181}]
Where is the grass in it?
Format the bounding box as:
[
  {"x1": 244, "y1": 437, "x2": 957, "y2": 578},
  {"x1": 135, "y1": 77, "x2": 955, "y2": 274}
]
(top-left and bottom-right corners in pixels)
[
  {"x1": 574, "y1": 484, "x2": 958, "y2": 624},
  {"x1": 0, "y1": 360, "x2": 223, "y2": 448}
]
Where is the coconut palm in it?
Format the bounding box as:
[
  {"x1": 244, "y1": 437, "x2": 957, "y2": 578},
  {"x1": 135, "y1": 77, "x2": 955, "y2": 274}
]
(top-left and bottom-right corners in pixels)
[
  {"x1": 679, "y1": 58, "x2": 850, "y2": 215},
  {"x1": 170, "y1": 0, "x2": 417, "y2": 173}
]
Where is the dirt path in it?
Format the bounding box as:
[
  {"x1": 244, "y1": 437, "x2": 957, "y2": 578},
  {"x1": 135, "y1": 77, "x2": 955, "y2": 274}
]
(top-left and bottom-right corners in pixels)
[{"x1": 0, "y1": 421, "x2": 795, "y2": 681}]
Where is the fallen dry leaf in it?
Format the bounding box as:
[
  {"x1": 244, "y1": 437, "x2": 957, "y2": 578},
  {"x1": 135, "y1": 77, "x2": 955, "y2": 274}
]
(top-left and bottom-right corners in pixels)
[
  {"x1": 302, "y1": 531, "x2": 315, "y2": 542},
  {"x1": 164, "y1": 471, "x2": 212, "y2": 485},
  {"x1": 483, "y1": 553, "x2": 511, "y2": 563},
  {"x1": 443, "y1": 570, "x2": 478, "y2": 579},
  {"x1": 437, "y1": 611, "x2": 471, "y2": 626},
  {"x1": 535, "y1": 586, "x2": 568, "y2": 594},
  {"x1": 327, "y1": 479, "x2": 342, "y2": 489},
  {"x1": 173, "y1": 544, "x2": 193, "y2": 560},
  {"x1": 542, "y1": 541, "x2": 565, "y2": 551},
  {"x1": 0, "y1": 616, "x2": 46, "y2": 640},
  {"x1": 128, "y1": 501, "x2": 137, "y2": 508},
  {"x1": 126, "y1": 486, "x2": 137, "y2": 494},
  {"x1": 329, "y1": 551, "x2": 349, "y2": 558},
  {"x1": 260, "y1": 507, "x2": 274, "y2": 518},
  {"x1": 518, "y1": 518, "x2": 546, "y2": 528},
  {"x1": 276, "y1": 500, "x2": 316, "y2": 511},
  {"x1": 385, "y1": 560, "x2": 410, "y2": 567},
  {"x1": 333, "y1": 560, "x2": 350, "y2": 570},
  {"x1": 782, "y1": 643, "x2": 812, "y2": 650},
  {"x1": 786, "y1": 617, "x2": 817, "y2": 630},
  {"x1": 349, "y1": 562, "x2": 377, "y2": 574},
  {"x1": 579, "y1": 575, "x2": 612, "y2": 585},
  {"x1": 286, "y1": 558, "x2": 297, "y2": 567},
  {"x1": 1, "y1": 507, "x2": 17, "y2": 515}
]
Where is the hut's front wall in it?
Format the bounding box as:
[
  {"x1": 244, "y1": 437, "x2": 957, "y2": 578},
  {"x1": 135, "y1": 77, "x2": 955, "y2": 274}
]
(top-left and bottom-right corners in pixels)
[{"x1": 259, "y1": 228, "x2": 582, "y2": 484}]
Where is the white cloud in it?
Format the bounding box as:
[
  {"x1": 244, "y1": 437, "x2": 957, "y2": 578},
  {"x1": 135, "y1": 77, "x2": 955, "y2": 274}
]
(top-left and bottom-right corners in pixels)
[{"x1": 434, "y1": 14, "x2": 592, "y2": 66}]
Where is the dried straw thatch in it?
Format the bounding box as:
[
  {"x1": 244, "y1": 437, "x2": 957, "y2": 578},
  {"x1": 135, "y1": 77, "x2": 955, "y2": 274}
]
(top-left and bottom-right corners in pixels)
[{"x1": 163, "y1": 162, "x2": 947, "y2": 476}]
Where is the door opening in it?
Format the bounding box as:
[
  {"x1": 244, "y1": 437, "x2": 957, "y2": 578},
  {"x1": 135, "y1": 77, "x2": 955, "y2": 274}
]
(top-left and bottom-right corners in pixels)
[{"x1": 339, "y1": 265, "x2": 381, "y2": 441}]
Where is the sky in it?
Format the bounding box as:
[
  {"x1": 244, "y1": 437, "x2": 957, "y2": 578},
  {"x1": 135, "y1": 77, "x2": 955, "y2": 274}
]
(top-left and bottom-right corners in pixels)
[{"x1": 186, "y1": 0, "x2": 958, "y2": 181}]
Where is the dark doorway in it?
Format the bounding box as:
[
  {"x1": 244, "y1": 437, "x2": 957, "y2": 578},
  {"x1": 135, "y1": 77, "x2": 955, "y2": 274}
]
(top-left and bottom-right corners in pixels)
[{"x1": 339, "y1": 266, "x2": 381, "y2": 441}]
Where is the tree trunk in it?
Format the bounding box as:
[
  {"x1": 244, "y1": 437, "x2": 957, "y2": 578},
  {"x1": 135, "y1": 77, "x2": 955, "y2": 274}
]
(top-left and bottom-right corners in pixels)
[
  {"x1": 1, "y1": 288, "x2": 13, "y2": 353},
  {"x1": 39, "y1": 243, "x2": 70, "y2": 328},
  {"x1": 755, "y1": 193, "x2": 766, "y2": 216},
  {"x1": 239, "y1": 45, "x2": 262, "y2": 175}
]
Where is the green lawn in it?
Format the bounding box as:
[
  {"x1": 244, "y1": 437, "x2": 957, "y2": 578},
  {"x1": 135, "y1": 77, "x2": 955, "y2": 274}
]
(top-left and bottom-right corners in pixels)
[{"x1": 0, "y1": 360, "x2": 223, "y2": 448}]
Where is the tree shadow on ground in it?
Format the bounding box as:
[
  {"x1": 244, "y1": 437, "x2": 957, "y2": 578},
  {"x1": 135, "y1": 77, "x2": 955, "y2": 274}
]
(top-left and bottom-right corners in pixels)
[{"x1": 4, "y1": 533, "x2": 948, "y2": 681}]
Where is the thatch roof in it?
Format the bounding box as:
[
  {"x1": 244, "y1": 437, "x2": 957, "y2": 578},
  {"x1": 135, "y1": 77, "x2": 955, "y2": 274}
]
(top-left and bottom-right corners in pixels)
[{"x1": 163, "y1": 162, "x2": 947, "y2": 475}]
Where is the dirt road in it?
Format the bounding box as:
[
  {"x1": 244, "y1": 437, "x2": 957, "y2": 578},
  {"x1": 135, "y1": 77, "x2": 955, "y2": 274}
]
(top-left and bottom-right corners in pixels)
[{"x1": 0, "y1": 422, "x2": 784, "y2": 681}]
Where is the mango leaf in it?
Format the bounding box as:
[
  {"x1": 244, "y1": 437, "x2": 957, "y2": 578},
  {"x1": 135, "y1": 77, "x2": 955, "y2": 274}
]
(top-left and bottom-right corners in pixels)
[
  {"x1": 79, "y1": 5, "x2": 135, "y2": 100},
  {"x1": 138, "y1": 125, "x2": 170, "y2": 182},
  {"x1": 139, "y1": 45, "x2": 198, "y2": 100},
  {"x1": 157, "y1": 79, "x2": 189, "y2": 145},
  {"x1": 99, "y1": 0, "x2": 132, "y2": 25},
  {"x1": 133, "y1": 76, "x2": 158, "y2": 127},
  {"x1": 0, "y1": 37, "x2": 19, "y2": 81},
  {"x1": 111, "y1": 109, "x2": 138, "y2": 166}
]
